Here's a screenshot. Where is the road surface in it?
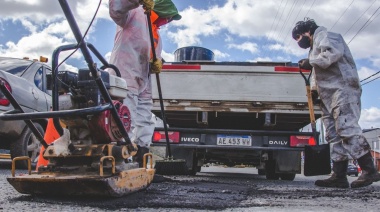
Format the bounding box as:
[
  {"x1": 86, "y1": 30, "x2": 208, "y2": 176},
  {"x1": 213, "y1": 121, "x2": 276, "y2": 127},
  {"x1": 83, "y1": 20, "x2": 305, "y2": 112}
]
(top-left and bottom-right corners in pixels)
[{"x1": 0, "y1": 160, "x2": 379, "y2": 211}]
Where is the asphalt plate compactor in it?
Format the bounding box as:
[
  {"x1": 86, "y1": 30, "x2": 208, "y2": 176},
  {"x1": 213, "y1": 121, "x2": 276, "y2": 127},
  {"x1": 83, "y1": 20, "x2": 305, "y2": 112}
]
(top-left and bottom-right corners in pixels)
[{"x1": 0, "y1": 0, "x2": 154, "y2": 197}]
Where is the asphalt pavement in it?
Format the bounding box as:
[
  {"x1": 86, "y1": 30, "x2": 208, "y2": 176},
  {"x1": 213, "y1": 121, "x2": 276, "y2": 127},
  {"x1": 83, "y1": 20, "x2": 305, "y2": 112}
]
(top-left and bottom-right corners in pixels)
[{"x1": 1, "y1": 160, "x2": 380, "y2": 211}]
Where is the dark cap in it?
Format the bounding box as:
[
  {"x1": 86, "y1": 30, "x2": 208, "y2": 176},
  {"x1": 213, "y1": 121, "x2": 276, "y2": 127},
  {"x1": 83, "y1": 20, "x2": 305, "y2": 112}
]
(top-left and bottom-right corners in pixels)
[{"x1": 292, "y1": 18, "x2": 318, "y2": 40}]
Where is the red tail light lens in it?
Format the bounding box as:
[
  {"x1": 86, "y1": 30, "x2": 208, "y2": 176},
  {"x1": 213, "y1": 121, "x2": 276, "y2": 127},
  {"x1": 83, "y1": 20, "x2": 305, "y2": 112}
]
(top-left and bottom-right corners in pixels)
[
  {"x1": 0, "y1": 78, "x2": 11, "y2": 106},
  {"x1": 290, "y1": 135, "x2": 316, "y2": 147},
  {"x1": 152, "y1": 131, "x2": 180, "y2": 143},
  {"x1": 308, "y1": 137, "x2": 316, "y2": 146},
  {"x1": 153, "y1": 131, "x2": 162, "y2": 141}
]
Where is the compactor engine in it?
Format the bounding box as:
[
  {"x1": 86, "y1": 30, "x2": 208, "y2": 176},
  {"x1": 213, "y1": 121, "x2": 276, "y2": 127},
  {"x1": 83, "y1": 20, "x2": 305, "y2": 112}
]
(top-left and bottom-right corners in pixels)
[{"x1": 53, "y1": 69, "x2": 131, "y2": 145}]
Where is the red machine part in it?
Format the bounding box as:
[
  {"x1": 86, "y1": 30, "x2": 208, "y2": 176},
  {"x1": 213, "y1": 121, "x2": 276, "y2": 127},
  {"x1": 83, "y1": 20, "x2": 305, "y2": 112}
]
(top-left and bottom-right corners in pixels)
[{"x1": 89, "y1": 100, "x2": 131, "y2": 143}]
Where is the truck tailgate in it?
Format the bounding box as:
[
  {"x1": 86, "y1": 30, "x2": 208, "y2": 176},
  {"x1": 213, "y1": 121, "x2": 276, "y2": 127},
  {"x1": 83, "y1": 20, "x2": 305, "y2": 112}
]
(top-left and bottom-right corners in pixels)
[
  {"x1": 151, "y1": 65, "x2": 308, "y2": 103},
  {"x1": 150, "y1": 64, "x2": 321, "y2": 131}
]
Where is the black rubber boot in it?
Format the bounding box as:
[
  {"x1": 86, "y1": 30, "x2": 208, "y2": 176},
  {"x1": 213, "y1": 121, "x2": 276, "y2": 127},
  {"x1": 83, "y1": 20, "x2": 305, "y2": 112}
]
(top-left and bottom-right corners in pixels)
[
  {"x1": 351, "y1": 152, "x2": 380, "y2": 188},
  {"x1": 133, "y1": 145, "x2": 150, "y2": 168},
  {"x1": 315, "y1": 160, "x2": 349, "y2": 188}
]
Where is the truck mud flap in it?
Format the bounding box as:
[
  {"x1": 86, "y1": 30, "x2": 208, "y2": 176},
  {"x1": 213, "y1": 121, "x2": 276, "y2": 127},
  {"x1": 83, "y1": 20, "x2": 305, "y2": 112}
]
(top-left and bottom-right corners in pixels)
[
  {"x1": 7, "y1": 168, "x2": 155, "y2": 197},
  {"x1": 274, "y1": 151, "x2": 301, "y2": 173},
  {"x1": 304, "y1": 144, "x2": 331, "y2": 176}
]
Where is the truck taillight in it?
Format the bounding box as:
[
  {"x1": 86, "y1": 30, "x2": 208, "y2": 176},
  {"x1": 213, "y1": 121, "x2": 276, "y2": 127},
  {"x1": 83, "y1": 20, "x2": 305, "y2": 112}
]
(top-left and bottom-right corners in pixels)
[
  {"x1": 290, "y1": 135, "x2": 316, "y2": 147},
  {"x1": 152, "y1": 131, "x2": 180, "y2": 143},
  {"x1": 0, "y1": 78, "x2": 11, "y2": 106}
]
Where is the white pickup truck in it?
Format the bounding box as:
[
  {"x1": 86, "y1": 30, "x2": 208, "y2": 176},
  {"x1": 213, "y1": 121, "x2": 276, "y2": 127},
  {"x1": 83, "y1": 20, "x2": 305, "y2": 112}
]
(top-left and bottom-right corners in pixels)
[{"x1": 150, "y1": 47, "x2": 321, "y2": 180}]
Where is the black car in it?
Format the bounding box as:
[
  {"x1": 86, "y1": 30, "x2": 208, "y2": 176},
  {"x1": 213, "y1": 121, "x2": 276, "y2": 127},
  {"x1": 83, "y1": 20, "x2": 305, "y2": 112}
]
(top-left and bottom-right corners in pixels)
[{"x1": 347, "y1": 164, "x2": 359, "y2": 177}]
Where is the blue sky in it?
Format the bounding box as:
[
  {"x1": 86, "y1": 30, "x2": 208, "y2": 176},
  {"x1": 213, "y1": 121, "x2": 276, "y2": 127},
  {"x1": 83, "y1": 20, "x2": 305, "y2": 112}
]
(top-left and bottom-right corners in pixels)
[{"x1": 0, "y1": 0, "x2": 379, "y2": 129}]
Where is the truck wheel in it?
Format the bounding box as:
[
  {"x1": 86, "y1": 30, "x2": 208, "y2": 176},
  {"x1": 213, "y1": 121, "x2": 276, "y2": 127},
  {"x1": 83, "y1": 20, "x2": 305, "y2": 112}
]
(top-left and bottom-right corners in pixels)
[
  {"x1": 189, "y1": 153, "x2": 201, "y2": 175},
  {"x1": 10, "y1": 123, "x2": 44, "y2": 169},
  {"x1": 265, "y1": 160, "x2": 279, "y2": 180},
  {"x1": 225, "y1": 162, "x2": 235, "y2": 167},
  {"x1": 189, "y1": 165, "x2": 201, "y2": 175},
  {"x1": 258, "y1": 169, "x2": 266, "y2": 175},
  {"x1": 280, "y1": 173, "x2": 296, "y2": 181}
]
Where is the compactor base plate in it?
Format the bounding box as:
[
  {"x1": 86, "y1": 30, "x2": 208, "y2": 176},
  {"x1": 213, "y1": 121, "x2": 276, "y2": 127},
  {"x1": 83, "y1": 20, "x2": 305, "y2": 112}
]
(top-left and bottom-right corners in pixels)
[{"x1": 7, "y1": 168, "x2": 155, "y2": 197}]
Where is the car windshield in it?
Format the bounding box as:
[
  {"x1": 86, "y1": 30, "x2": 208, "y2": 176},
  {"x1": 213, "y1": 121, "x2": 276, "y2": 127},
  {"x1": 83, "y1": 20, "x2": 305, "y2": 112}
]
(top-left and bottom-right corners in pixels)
[{"x1": 0, "y1": 57, "x2": 33, "y2": 76}]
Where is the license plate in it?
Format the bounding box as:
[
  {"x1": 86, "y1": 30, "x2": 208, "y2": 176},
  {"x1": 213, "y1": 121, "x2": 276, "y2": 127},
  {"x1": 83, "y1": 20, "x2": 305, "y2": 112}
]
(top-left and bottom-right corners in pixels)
[{"x1": 217, "y1": 134, "x2": 252, "y2": 146}]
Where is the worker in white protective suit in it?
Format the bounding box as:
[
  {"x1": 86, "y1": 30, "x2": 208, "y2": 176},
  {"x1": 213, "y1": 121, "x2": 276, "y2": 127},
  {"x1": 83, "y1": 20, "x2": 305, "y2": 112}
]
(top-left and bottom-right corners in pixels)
[
  {"x1": 108, "y1": 0, "x2": 181, "y2": 167},
  {"x1": 292, "y1": 18, "x2": 380, "y2": 188}
]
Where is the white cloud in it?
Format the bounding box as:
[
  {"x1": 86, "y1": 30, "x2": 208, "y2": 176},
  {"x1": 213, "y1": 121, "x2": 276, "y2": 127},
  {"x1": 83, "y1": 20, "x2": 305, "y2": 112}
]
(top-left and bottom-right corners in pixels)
[
  {"x1": 168, "y1": 6, "x2": 222, "y2": 47},
  {"x1": 360, "y1": 107, "x2": 380, "y2": 129},
  {"x1": 358, "y1": 66, "x2": 379, "y2": 81},
  {"x1": 2, "y1": 0, "x2": 380, "y2": 63},
  {"x1": 224, "y1": 34, "x2": 233, "y2": 43},
  {"x1": 372, "y1": 57, "x2": 380, "y2": 67},
  {"x1": 161, "y1": 50, "x2": 175, "y2": 62},
  {"x1": 104, "y1": 51, "x2": 112, "y2": 63},
  {"x1": 348, "y1": 32, "x2": 380, "y2": 62},
  {"x1": 19, "y1": 19, "x2": 38, "y2": 34},
  {"x1": 228, "y1": 42, "x2": 259, "y2": 54},
  {"x1": 253, "y1": 57, "x2": 272, "y2": 62},
  {"x1": 59, "y1": 62, "x2": 78, "y2": 73},
  {"x1": 0, "y1": 24, "x2": 85, "y2": 66},
  {"x1": 0, "y1": 0, "x2": 110, "y2": 67},
  {"x1": 212, "y1": 49, "x2": 230, "y2": 61},
  {"x1": 168, "y1": 0, "x2": 380, "y2": 64},
  {"x1": 1, "y1": 31, "x2": 64, "y2": 59}
]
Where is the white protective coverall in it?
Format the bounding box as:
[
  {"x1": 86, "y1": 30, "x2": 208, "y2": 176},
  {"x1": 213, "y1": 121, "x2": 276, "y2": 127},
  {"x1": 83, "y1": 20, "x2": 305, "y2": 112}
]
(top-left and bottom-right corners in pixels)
[
  {"x1": 309, "y1": 26, "x2": 371, "y2": 162},
  {"x1": 108, "y1": 0, "x2": 162, "y2": 147}
]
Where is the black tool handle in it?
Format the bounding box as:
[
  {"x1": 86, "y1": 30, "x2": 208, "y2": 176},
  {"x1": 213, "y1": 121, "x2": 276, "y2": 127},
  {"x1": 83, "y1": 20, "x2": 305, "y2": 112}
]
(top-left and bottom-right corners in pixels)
[{"x1": 146, "y1": 12, "x2": 172, "y2": 158}]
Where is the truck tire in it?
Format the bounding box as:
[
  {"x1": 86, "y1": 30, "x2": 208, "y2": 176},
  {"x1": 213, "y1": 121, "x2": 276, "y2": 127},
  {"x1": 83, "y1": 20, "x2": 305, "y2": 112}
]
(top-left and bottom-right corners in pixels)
[
  {"x1": 280, "y1": 173, "x2": 296, "y2": 181},
  {"x1": 224, "y1": 162, "x2": 235, "y2": 167},
  {"x1": 265, "y1": 160, "x2": 279, "y2": 180},
  {"x1": 189, "y1": 153, "x2": 201, "y2": 175},
  {"x1": 258, "y1": 169, "x2": 266, "y2": 175},
  {"x1": 189, "y1": 165, "x2": 201, "y2": 175},
  {"x1": 10, "y1": 123, "x2": 44, "y2": 169}
]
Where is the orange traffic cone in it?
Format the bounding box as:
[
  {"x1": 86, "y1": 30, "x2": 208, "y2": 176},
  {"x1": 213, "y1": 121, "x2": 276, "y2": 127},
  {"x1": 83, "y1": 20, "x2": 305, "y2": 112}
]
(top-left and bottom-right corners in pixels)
[{"x1": 36, "y1": 118, "x2": 60, "y2": 170}]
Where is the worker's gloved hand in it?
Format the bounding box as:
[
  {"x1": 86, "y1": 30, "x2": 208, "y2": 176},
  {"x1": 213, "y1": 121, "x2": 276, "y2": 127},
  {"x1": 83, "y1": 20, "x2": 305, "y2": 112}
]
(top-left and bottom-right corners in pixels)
[
  {"x1": 311, "y1": 90, "x2": 321, "y2": 104},
  {"x1": 150, "y1": 59, "x2": 163, "y2": 74},
  {"x1": 139, "y1": 0, "x2": 154, "y2": 12},
  {"x1": 298, "y1": 58, "x2": 313, "y2": 70}
]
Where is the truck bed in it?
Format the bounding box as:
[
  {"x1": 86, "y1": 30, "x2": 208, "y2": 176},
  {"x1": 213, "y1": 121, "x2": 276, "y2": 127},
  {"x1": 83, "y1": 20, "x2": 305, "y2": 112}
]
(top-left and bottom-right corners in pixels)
[{"x1": 151, "y1": 62, "x2": 321, "y2": 131}]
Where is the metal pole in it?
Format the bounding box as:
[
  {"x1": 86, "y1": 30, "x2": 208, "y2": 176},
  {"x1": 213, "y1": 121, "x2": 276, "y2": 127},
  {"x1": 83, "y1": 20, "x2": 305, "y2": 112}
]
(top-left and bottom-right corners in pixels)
[{"x1": 146, "y1": 12, "x2": 172, "y2": 158}]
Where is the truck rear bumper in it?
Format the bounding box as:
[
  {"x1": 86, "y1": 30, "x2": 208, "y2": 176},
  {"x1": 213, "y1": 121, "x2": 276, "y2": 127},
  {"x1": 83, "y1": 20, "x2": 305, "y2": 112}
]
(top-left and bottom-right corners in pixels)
[
  {"x1": 151, "y1": 127, "x2": 318, "y2": 174},
  {"x1": 152, "y1": 143, "x2": 304, "y2": 151}
]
